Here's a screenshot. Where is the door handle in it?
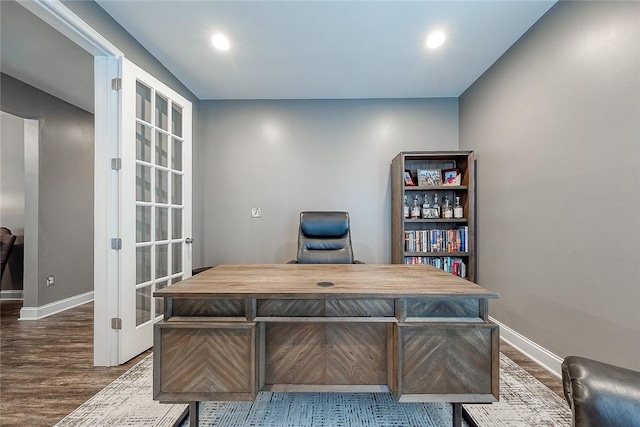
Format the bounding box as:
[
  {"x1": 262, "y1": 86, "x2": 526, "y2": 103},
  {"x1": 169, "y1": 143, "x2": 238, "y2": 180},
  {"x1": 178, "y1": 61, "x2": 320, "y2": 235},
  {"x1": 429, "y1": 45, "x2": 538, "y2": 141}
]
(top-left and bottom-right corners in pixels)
[{"x1": 185, "y1": 237, "x2": 194, "y2": 244}]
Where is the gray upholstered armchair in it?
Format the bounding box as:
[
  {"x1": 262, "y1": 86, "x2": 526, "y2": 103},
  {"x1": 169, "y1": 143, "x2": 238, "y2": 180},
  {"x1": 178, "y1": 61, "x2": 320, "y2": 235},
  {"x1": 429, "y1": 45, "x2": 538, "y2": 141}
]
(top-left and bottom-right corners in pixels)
[
  {"x1": 562, "y1": 356, "x2": 640, "y2": 427},
  {"x1": 289, "y1": 211, "x2": 364, "y2": 264}
]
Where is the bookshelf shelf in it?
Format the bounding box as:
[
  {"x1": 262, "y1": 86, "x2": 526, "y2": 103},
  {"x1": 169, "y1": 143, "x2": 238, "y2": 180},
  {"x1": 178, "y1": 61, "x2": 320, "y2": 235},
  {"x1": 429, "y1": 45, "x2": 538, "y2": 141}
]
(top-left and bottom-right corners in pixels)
[
  {"x1": 404, "y1": 218, "x2": 468, "y2": 224},
  {"x1": 391, "y1": 151, "x2": 476, "y2": 281},
  {"x1": 404, "y1": 251, "x2": 470, "y2": 257},
  {"x1": 404, "y1": 185, "x2": 468, "y2": 191}
]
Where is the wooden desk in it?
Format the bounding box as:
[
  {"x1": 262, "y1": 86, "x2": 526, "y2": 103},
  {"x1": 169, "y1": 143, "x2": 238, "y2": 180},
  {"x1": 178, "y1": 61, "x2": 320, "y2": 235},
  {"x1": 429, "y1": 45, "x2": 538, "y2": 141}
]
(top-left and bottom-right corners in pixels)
[{"x1": 153, "y1": 264, "x2": 499, "y2": 426}]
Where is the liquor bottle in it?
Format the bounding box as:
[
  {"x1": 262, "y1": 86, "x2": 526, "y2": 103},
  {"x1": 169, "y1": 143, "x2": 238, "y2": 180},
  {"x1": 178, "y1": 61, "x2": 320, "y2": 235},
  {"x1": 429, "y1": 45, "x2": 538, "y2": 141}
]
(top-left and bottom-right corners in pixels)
[
  {"x1": 411, "y1": 195, "x2": 421, "y2": 219},
  {"x1": 442, "y1": 195, "x2": 453, "y2": 219},
  {"x1": 404, "y1": 195, "x2": 410, "y2": 218},
  {"x1": 421, "y1": 193, "x2": 431, "y2": 219},
  {"x1": 433, "y1": 193, "x2": 441, "y2": 218},
  {"x1": 453, "y1": 196, "x2": 464, "y2": 219}
]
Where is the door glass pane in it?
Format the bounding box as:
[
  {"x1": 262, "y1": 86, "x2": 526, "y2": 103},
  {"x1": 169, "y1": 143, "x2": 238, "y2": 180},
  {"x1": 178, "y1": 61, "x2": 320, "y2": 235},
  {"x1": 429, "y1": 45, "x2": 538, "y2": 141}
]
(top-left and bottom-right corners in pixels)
[
  {"x1": 136, "y1": 124, "x2": 152, "y2": 162},
  {"x1": 156, "y1": 244, "x2": 168, "y2": 279},
  {"x1": 136, "y1": 165, "x2": 151, "y2": 202},
  {"x1": 154, "y1": 298, "x2": 164, "y2": 317},
  {"x1": 172, "y1": 104, "x2": 183, "y2": 137},
  {"x1": 136, "y1": 206, "x2": 152, "y2": 243},
  {"x1": 172, "y1": 208, "x2": 182, "y2": 239},
  {"x1": 172, "y1": 173, "x2": 182, "y2": 205},
  {"x1": 172, "y1": 242, "x2": 182, "y2": 275},
  {"x1": 136, "y1": 285, "x2": 152, "y2": 326},
  {"x1": 155, "y1": 280, "x2": 168, "y2": 317},
  {"x1": 155, "y1": 131, "x2": 168, "y2": 167},
  {"x1": 156, "y1": 94, "x2": 168, "y2": 131},
  {"x1": 171, "y1": 138, "x2": 182, "y2": 171},
  {"x1": 171, "y1": 276, "x2": 183, "y2": 284},
  {"x1": 136, "y1": 82, "x2": 151, "y2": 122},
  {"x1": 156, "y1": 207, "x2": 168, "y2": 241},
  {"x1": 156, "y1": 170, "x2": 168, "y2": 204},
  {"x1": 136, "y1": 246, "x2": 151, "y2": 284}
]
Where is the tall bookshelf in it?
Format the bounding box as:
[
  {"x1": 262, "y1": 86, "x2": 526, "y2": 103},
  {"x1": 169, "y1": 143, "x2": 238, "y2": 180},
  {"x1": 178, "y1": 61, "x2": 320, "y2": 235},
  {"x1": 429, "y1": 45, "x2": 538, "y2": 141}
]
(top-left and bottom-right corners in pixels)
[{"x1": 391, "y1": 151, "x2": 476, "y2": 282}]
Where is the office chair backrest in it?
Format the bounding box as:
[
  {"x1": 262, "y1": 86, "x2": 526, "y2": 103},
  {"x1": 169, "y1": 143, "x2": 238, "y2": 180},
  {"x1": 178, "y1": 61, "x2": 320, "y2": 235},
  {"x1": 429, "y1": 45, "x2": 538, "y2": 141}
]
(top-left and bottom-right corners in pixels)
[{"x1": 296, "y1": 211, "x2": 354, "y2": 264}]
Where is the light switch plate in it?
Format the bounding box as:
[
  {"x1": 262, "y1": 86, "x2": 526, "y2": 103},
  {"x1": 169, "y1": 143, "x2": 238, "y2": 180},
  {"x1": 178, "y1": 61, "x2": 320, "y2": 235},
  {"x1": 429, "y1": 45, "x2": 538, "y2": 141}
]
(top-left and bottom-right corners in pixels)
[{"x1": 251, "y1": 207, "x2": 262, "y2": 218}]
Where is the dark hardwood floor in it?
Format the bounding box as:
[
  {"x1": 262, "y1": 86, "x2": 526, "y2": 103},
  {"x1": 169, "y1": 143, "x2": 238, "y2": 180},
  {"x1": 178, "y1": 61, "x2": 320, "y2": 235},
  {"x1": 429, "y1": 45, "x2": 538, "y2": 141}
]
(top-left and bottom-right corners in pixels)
[
  {"x1": 500, "y1": 340, "x2": 565, "y2": 398},
  {"x1": 1, "y1": 299, "x2": 564, "y2": 426},
  {"x1": 0, "y1": 300, "x2": 149, "y2": 427}
]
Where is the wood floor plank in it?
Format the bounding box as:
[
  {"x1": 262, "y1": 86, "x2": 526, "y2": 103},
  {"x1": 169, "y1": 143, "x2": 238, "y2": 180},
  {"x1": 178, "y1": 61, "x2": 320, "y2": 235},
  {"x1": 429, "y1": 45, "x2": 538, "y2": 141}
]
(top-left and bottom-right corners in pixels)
[
  {"x1": 0, "y1": 300, "x2": 149, "y2": 427},
  {"x1": 499, "y1": 340, "x2": 565, "y2": 398}
]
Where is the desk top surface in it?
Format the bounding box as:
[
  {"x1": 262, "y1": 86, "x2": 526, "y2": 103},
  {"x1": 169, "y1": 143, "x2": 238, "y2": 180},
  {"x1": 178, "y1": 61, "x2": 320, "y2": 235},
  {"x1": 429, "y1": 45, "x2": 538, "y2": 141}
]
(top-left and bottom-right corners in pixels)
[{"x1": 154, "y1": 264, "x2": 498, "y2": 299}]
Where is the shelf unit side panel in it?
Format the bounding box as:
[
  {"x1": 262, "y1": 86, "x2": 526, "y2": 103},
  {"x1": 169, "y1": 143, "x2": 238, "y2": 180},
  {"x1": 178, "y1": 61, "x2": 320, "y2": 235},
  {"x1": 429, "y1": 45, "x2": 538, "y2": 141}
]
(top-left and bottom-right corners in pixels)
[{"x1": 391, "y1": 154, "x2": 405, "y2": 264}]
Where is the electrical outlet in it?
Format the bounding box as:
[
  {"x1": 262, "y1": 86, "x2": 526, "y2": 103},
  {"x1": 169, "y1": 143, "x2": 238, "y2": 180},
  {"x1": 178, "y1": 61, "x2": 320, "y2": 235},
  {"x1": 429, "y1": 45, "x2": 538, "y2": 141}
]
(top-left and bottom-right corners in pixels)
[
  {"x1": 251, "y1": 207, "x2": 262, "y2": 218},
  {"x1": 46, "y1": 275, "x2": 55, "y2": 286}
]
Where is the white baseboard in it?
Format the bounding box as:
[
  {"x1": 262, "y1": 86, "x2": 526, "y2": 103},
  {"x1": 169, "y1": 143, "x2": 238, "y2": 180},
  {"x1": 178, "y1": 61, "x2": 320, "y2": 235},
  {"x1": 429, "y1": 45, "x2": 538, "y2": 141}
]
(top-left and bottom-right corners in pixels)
[
  {"x1": 0, "y1": 290, "x2": 24, "y2": 300},
  {"x1": 491, "y1": 316, "x2": 564, "y2": 378},
  {"x1": 19, "y1": 291, "x2": 94, "y2": 320}
]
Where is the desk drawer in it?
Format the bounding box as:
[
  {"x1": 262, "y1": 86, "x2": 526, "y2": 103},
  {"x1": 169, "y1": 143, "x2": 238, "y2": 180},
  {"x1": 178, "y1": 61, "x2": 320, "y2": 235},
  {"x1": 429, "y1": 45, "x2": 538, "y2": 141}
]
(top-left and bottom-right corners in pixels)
[
  {"x1": 153, "y1": 322, "x2": 258, "y2": 402},
  {"x1": 393, "y1": 322, "x2": 499, "y2": 403},
  {"x1": 405, "y1": 298, "x2": 481, "y2": 319},
  {"x1": 257, "y1": 299, "x2": 394, "y2": 317},
  {"x1": 170, "y1": 298, "x2": 245, "y2": 317}
]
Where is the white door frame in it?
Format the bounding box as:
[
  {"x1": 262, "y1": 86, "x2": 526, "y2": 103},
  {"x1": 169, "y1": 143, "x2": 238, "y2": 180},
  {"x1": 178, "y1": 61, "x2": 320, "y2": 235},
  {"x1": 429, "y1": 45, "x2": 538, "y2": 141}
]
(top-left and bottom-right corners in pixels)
[{"x1": 21, "y1": 0, "x2": 124, "y2": 366}]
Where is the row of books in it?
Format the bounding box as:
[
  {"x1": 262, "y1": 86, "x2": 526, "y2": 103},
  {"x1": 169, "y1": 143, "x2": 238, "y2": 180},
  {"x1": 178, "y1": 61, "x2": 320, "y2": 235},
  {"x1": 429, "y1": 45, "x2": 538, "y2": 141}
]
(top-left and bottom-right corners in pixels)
[
  {"x1": 404, "y1": 227, "x2": 468, "y2": 253},
  {"x1": 403, "y1": 256, "x2": 467, "y2": 278}
]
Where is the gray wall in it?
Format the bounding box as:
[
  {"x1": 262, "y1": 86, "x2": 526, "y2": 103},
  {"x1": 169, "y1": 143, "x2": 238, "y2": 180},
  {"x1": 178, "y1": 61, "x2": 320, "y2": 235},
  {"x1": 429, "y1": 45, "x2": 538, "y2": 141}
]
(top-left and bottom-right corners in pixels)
[
  {"x1": 200, "y1": 98, "x2": 458, "y2": 265},
  {"x1": 1, "y1": 73, "x2": 95, "y2": 306},
  {"x1": 63, "y1": 0, "x2": 204, "y2": 268},
  {"x1": 0, "y1": 112, "x2": 25, "y2": 291},
  {"x1": 459, "y1": 1, "x2": 640, "y2": 370}
]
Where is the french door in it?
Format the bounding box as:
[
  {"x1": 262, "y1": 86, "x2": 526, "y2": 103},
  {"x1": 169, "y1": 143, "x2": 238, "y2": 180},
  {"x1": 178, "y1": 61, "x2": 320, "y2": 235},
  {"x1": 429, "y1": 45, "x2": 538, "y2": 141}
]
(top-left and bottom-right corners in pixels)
[{"x1": 119, "y1": 58, "x2": 192, "y2": 363}]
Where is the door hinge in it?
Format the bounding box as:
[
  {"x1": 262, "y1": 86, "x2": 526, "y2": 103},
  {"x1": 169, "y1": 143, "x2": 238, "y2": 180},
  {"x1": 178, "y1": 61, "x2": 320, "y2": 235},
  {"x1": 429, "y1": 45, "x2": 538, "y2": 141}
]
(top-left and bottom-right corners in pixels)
[
  {"x1": 111, "y1": 77, "x2": 122, "y2": 90},
  {"x1": 111, "y1": 158, "x2": 122, "y2": 170},
  {"x1": 111, "y1": 317, "x2": 122, "y2": 330},
  {"x1": 111, "y1": 238, "x2": 122, "y2": 250}
]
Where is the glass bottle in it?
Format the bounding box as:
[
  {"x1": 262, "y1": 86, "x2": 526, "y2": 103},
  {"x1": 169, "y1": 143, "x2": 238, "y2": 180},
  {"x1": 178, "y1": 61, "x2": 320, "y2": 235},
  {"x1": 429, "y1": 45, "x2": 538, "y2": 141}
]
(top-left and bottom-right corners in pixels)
[
  {"x1": 404, "y1": 195, "x2": 410, "y2": 218},
  {"x1": 442, "y1": 195, "x2": 453, "y2": 219},
  {"x1": 421, "y1": 193, "x2": 431, "y2": 219},
  {"x1": 433, "y1": 193, "x2": 441, "y2": 218},
  {"x1": 453, "y1": 196, "x2": 464, "y2": 219},
  {"x1": 411, "y1": 195, "x2": 421, "y2": 219}
]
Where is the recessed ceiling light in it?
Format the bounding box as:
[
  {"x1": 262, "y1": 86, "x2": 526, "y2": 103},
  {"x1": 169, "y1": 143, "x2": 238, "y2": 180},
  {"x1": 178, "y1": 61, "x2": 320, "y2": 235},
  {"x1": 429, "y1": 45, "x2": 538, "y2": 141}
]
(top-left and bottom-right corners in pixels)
[
  {"x1": 211, "y1": 33, "x2": 230, "y2": 51},
  {"x1": 426, "y1": 31, "x2": 446, "y2": 49}
]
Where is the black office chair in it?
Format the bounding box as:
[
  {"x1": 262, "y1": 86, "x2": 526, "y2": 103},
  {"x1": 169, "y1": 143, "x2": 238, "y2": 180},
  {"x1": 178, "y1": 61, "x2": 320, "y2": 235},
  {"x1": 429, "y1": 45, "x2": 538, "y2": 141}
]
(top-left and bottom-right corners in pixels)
[
  {"x1": 562, "y1": 356, "x2": 640, "y2": 427},
  {"x1": 0, "y1": 227, "x2": 17, "y2": 281},
  {"x1": 290, "y1": 211, "x2": 364, "y2": 264}
]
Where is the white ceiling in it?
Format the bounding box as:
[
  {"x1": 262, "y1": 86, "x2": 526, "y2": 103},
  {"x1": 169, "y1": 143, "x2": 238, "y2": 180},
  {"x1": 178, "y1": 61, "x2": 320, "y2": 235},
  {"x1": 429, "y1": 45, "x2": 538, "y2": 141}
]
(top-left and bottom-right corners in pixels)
[
  {"x1": 1, "y1": 0, "x2": 556, "y2": 111},
  {"x1": 0, "y1": 0, "x2": 94, "y2": 113},
  {"x1": 95, "y1": 0, "x2": 556, "y2": 100}
]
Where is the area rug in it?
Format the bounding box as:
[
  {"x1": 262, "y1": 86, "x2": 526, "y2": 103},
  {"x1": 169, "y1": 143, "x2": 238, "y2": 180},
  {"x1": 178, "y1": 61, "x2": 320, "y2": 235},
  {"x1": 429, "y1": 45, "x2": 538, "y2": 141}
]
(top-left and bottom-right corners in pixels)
[
  {"x1": 463, "y1": 355, "x2": 571, "y2": 427},
  {"x1": 53, "y1": 355, "x2": 187, "y2": 427},
  {"x1": 55, "y1": 353, "x2": 571, "y2": 427},
  {"x1": 181, "y1": 394, "x2": 460, "y2": 427}
]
